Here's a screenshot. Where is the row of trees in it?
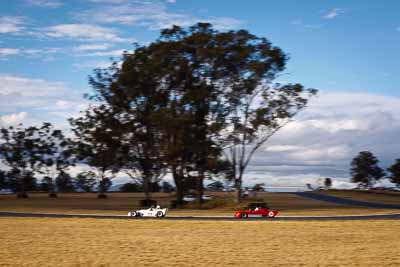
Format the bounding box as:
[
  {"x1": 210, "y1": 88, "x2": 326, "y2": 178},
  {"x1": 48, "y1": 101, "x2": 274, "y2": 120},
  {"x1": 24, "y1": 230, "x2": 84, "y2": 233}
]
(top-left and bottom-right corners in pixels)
[
  {"x1": 0, "y1": 23, "x2": 316, "y2": 204},
  {"x1": 0, "y1": 123, "x2": 112, "y2": 198},
  {"x1": 0, "y1": 167, "x2": 175, "y2": 194},
  {"x1": 0, "y1": 123, "x2": 73, "y2": 198},
  {"x1": 0, "y1": 169, "x2": 85, "y2": 193},
  {"x1": 350, "y1": 151, "x2": 400, "y2": 188}
]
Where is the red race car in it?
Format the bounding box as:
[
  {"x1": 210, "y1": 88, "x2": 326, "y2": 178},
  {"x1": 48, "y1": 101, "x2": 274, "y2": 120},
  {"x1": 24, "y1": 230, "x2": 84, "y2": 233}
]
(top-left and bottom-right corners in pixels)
[{"x1": 234, "y1": 202, "x2": 278, "y2": 219}]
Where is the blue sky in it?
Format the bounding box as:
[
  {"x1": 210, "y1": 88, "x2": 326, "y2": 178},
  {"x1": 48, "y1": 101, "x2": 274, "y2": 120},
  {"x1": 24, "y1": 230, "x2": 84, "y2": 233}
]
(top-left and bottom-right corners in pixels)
[
  {"x1": 1, "y1": 0, "x2": 399, "y2": 95},
  {"x1": 1, "y1": 0, "x2": 400, "y2": 188}
]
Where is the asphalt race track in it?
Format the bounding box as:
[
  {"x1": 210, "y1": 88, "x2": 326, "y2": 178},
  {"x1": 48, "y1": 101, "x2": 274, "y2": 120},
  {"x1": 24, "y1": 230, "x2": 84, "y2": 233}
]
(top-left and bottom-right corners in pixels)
[
  {"x1": 0, "y1": 211, "x2": 399, "y2": 221},
  {"x1": 1, "y1": 192, "x2": 399, "y2": 221},
  {"x1": 295, "y1": 192, "x2": 400, "y2": 209}
]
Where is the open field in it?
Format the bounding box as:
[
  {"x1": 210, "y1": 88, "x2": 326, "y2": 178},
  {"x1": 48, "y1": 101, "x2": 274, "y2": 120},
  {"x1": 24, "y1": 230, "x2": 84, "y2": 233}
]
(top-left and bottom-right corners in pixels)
[
  {"x1": 319, "y1": 190, "x2": 400, "y2": 205},
  {"x1": 0, "y1": 192, "x2": 399, "y2": 216},
  {"x1": 0, "y1": 218, "x2": 399, "y2": 266}
]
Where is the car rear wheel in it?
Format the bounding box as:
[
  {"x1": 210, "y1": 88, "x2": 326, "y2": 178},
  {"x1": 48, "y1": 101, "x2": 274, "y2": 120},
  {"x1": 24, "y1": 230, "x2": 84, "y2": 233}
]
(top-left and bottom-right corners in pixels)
[
  {"x1": 129, "y1": 211, "x2": 137, "y2": 217},
  {"x1": 241, "y1": 213, "x2": 248, "y2": 219},
  {"x1": 156, "y1": 211, "x2": 163, "y2": 218}
]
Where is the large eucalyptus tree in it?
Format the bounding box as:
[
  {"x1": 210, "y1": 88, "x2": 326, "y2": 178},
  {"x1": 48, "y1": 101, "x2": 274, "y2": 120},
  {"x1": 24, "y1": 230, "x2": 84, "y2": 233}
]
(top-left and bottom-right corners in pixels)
[
  {"x1": 74, "y1": 22, "x2": 316, "y2": 205},
  {"x1": 147, "y1": 23, "x2": 317, "y2": 203}
]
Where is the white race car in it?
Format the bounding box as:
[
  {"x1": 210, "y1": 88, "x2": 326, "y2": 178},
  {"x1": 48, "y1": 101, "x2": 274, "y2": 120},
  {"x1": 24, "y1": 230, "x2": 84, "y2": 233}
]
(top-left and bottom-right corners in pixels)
[{"x1": 128, "y1": 205, "x2": 167, "y2": 218}]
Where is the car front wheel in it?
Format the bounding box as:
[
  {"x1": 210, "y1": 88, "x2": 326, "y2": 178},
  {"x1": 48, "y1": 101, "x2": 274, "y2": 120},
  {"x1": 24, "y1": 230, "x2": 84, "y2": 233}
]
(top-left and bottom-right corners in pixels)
[
  {"x1": 268, "y1": 211, "x2": 275, "y2": 218},
  {"x1": 241, "y1": 213, "x2": 248, "y2": 219},
  {"x1": 156, "y1": 211, "x2": 163, "y2": 218}
]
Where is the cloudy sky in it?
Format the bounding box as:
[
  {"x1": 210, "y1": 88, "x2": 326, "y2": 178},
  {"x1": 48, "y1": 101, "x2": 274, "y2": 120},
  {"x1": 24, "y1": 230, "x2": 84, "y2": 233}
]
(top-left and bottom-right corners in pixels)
[{"x1": 1, "y1": 0, "x2": 400, "y2": 189}]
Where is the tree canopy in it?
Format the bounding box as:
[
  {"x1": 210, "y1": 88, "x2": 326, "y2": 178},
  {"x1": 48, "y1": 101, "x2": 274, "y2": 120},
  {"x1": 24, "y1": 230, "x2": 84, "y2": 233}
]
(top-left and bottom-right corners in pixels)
[
  {"x1": 0, "y1": 124, "x2": 50, "y2": 197},
  {"x1": 72, "y1": 22, "x2": 317, "y2": 204},
  {"x1": 387, "y1": 159, "x2": 400, "y2": 188},
  {"x1": 350, "y1": 151, "x2": 385, "y2": 188}
]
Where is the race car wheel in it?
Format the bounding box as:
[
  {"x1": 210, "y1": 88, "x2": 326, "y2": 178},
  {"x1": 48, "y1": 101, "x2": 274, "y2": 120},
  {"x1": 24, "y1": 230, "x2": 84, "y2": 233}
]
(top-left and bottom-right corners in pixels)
[
  {"x1": 156, "y1": 211, "x2": 163, "y2": 218},
  {"x1": 268, "y1": 211, "x2": 275, "y2": 218},
  {"x1": 241, "y1": 213, "x2": 248, "y2": 219},
  {"x1": 129, "y1": 211, "x2": 137, "y2": 217}
]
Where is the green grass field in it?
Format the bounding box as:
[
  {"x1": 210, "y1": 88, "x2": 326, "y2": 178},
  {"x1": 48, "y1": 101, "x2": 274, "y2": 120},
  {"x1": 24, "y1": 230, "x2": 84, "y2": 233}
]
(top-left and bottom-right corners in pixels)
[{"x1": 1, "y1": 218, "x2": 399, "y2": 266}]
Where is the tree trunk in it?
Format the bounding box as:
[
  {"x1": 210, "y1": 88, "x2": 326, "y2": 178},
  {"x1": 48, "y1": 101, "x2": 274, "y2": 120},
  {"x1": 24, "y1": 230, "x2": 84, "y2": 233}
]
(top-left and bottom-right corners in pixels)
[
  {"x1": 17, "y1": 171, "x2": 28, "y2": 198},
  {"x1": 234, "y1": 178, "x2": 242, "y2": 204},
  {"x1": 97, "y1": 172, "x2": 107, "y2": 199},
  {"x1": 48, "y1": 178, "x2": 57, "y2": 198},
  {"x1": 175, "y1": 183, "x2": 184, "y2": 204},
  {"x1": 196, "y1": 171, "x2": 204, "y2": 207},
  {"x1": 172, "y1": 165, "x2": 184, "y2": 206},
  {"x1": 143, "y1": 172, "x2": 151, "y2": 201}
]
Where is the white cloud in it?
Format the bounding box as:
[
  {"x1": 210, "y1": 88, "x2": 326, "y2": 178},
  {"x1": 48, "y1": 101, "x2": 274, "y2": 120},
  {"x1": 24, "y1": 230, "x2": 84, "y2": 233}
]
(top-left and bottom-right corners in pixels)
[
  {"x1": 55, "y1": 100, "x2": 73, "y2": 109},
  {"x1": 73, "y1": 43, "x2": 113, "y2": 51},
  {"x1": 323, "y1": 8, "x2": 342, "y2": 19},
  {"x1": 73, "y1": 60, "x2": 114, "y2": 69},
  {"x1": 0, "y1": 74, "x2": 88, "y2": 128},
  {"x1": 25, "y1": 47, "x2": 63, "y2": 55},
  {"x1": 0, "y1": 48, "x2": 19, "y2": 56},
  {"x1": 166, "y1": 0, "x2": 176, "y2": 3},
  {"x1": 207, "y1": 17, "x2": 244, "y2": 31},
  {"x1": 0, "y1": 47, "x2": 63, "y2": 60},
  {"x1": 80, "y1": 49, "x2": 126, "y2": 57},
  {"x1": 0, "y1": 16, "x2": 25, "y2": 34},
  {"x1": 266, "y1": 145, "x2": 302, "y2": 152},
  {"x1": 27, "y1": 0, "x2": 63, "y2": 8},
  {"x1": 288, "y1": 145, "x2": 351, "y2": 161},
  {"x1": 88, "y1": 0, "x2": 128, "y2": 3},
  {"x1": 0, "y1": 112, "x2": 28, "y2": 125},
  {"x1": 0, "y1": 74, "x2": 72, "y2": 108},
  {"x1": 243, "y1": 91, "x2": 400, "y2": 186},
  {"x1": 77, "y1": 1, "x2": 244, "y2": 30},
  {"x1": 44, "y1": 24, "x2": 129, "y2": 42}
]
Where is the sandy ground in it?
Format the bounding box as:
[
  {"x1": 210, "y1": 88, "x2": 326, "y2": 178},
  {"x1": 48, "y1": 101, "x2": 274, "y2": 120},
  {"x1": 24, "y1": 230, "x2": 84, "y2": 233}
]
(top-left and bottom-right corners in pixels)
[{"x1": 0, "y1": 218, "x2": 399, "y2": 266}]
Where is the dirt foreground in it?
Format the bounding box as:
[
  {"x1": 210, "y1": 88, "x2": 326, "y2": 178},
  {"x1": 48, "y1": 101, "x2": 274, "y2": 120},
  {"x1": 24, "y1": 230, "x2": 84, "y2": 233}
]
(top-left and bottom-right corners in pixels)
[{"x1": 0, "y1": 218, "x2": 399, "y2": 266}]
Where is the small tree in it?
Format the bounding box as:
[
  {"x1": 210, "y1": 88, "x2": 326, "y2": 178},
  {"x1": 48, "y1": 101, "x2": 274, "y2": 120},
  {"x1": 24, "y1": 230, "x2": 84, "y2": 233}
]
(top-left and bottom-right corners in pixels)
[
  {"x1": 350, "y1": 151, "x2": 385, "y2": 188},
  {"x1": 70, "y1": 106, "x2": 121, "y2": 198},
  {"x1": 0, "y1": 170, "x2": 7, "y2": 189},
  {"x1": 75, "y1": 171, "x2": 97, "y2": 192},
  {"x1": 0, "y1": 125, "x2": 45, "y2": 198},
  {"x1": 324, "y1": 178, "x2": 332, "y2": 189},
  {"x1": 38, "y1": 123, "x2": 75, "y2": 197},
  {"x1": 387, "y1": 159, "x2": 400, "y2": 188},
  {"x1": 40, "y1": 176, "x2": 53, "y2": 192},
  {"x1": 22, "y1": 171, "x2": 37, "y2": 191},
  {"x1": 56, "y1": 171, "x2": 75, "y2": 192}
]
